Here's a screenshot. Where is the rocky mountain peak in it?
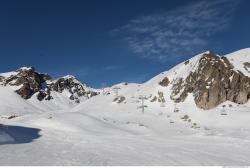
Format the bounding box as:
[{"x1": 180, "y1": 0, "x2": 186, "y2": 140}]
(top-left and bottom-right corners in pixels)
[
  {"x1": 170, "y1": 52, "x2": 250, "y2": 109},
  {"x1": 16, "y1": 66, "x2": 34, "y2": 72},
  {"x1": 1, "y1": 67, "x2": 52, "y2": 99},
  {"x1": 61, "y1": 75, "x2": 77, "y2": 79},
  {"x1": 51, "y1": 75, "x2": 98, "y2": 103},
  {"x1": 0, "y1": 67, "x2": 99, "y2": 102}
]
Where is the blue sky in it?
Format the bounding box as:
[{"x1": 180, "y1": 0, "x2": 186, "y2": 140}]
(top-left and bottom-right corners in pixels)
[{"x1": 0, "y1": 0, "x2": 249, "y2": 88}]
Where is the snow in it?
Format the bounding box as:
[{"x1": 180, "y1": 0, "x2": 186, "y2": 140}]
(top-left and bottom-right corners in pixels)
[
  {"x1": 144, "y1": 51, "x2": 205, "y2": 89},
  {"x1": 1, "y1": 90, "x2": 250, "y2": 165},
  {"x1": 0, "y1": 71, "x2": 18, "y2": 78},
  {"x1": 0, "y1": 86, "x2": 43, "y2": 116},
  {"x1": 226, "y1": 48, "x2": 250, "y2": 77},
  {"x1": 59, "y1": 75, "x2": 77, "y2": 80},
  {"x1": 18, "y1": 66, "x2": 33, "y2": 71},
  {"x1": 1, "y1": 49, "x2": 250, "y2": 165}
]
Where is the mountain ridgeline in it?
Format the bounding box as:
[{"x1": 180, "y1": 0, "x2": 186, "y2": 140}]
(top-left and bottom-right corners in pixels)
[
  {"x1": 0, "y1": 67, "x2": 99, "y2": 103},
  {"x1": 169, "y1": 51, "x2": 250, "y2": 109},
  {"x1": 0, "y1": 48, "x2": 250, "y2": 110}
]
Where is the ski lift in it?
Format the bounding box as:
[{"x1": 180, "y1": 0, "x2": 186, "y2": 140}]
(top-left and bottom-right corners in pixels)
[
  {"x1": 138, "y1": 105, "x2": 148, "y2": 114},
  {"x1": 138, "y1": 95, "x2": 147, "y2": 113},
  {"x1": 113, "y1": 87, "x2": 121, "y2": 97},
  {"x1": 220, "y1": 105, "x2": 227, "y2": 115},
  {"x1": 174, "y1": 104, "x2": 179, "y2": 112}
]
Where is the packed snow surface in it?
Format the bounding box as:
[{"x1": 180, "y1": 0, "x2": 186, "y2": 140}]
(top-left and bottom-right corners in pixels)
[{"x1": 1, "y1": 49, "x2": 250, "y2": 165}]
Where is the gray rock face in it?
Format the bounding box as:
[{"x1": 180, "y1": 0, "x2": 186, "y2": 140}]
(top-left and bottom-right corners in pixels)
[
  {"x1": 113, "y1": 96, "x2": 126, "y2": 103},
  {"x1": 170, "y1": 52, "x2": 250, "y2": 109},
  {"x1": 52, "y1": 76, "x2": 86, "y2": 96},
  {"x1": 0, "y1": 76, "x2": 4, "y2": 84},
  {"x1": 1, "y1": 67, "x2": 98, "y2": 102},
  {"x1": 159, "y1": 77, "x2": 170, "y2": 87},
  {"x1": 3, "y1": 67, "x2": 52, "y2": 99},
  {"x1": 51, "y1": 76, "x2": 98, "y2": 102},
  {"x1": 170, "y1": 78, "x2": 187, "y2": 103},
  {"x1": 244, "y1": 62, "x2": 250, "y2": 72}
]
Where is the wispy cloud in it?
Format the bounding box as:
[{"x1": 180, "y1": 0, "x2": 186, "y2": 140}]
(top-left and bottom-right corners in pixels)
[{"x1": 113, "y1": 0, "x2": 239, "y2": 61}]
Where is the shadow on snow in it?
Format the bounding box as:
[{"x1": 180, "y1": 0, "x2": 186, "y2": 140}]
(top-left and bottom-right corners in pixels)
[{"x1": 0, "y1": 124, "x2": 41, "y2": 145}]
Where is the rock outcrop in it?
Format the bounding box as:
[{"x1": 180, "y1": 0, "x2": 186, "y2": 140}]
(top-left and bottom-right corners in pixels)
[
  {"x1": 159, "y1": 77, "x2": 170, "y2": 87},
  {"x1": 3, "y1": 67, "x2": 52, "y2": 99},
  {"x1": 1, "y1": 67, "x2": 99, "y2": 102},
  {"x1": 150, "y1": 91, "x2": 166, "y2": 103},
  {"x1": 170, "y1": 52, "x2": 250, "y2": 109},
  {"x1": 244, "y1": 62, "x2": 250, "y2": 72},
  {"x1": 0, "y1": 76, "x2": 4, "y2": 84},
  {"x1": 113, "y1": 96, "x2": 126, "y2": 103},
  {"x1": 51, "y1": 75, "x2": 98, "y2": 102}
]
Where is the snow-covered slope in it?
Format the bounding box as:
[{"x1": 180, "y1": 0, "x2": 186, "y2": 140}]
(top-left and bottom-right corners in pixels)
[
  {"x1": 1, "y1": 48, "x2": 250, "y2": 165},
  {"x1": 0, "y1": 86, "x2": 43, "y2": 115},
  {"x1": 145, "y1": 51, "x2": 206, "y2": 85},
  {"x1": 226, "y1": 48, "x2": 250, "y2": 77}
]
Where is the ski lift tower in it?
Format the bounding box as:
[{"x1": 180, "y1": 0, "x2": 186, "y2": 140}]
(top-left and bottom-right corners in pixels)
[
  {"x1": 101, "y1": 82, "x2": 107, "y2": 95},
  {"x1": 174, "y1": 103, "x2": 179, "y2": 113},
  {"x1": 138, "y1": 95, "x2": 147, "y2": 114},
  {"x1": 221, "y1": 105, "x2": 227, "y2": 115},
  {"x1": 113, "y1": 86, "x2": 121, "y2": 97}
]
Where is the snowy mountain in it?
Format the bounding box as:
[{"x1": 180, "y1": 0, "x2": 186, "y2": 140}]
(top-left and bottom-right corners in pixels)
[
  {"x1": 1, "y1": 48, "x2": 250, "y2": 165},
  {"x1": 160, "y1": 50, "x2": 250, "y2": 109},
  {"x1": 1, "y1": 49, "x2": 250, "y2": 111},
  {"x1": 0, "y1": 67, "x2": 99, "y2": 110}
]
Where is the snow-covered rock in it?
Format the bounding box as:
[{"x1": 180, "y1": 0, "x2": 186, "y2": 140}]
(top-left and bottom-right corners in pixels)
[
  {"x1": 167, "y1": 51, "x2": 250, "y2": 109},
  {"x1": 145, "y1": 49, "x2": 250, "y2": 109},
  {"x1": 51, "y1": 75, "x2": 99, "y2": 103},
  {"x1": 0, "y1": 66, "x2": 99, "y2": 105}
]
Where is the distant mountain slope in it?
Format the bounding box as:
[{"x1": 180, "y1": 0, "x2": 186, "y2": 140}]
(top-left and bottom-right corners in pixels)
[{"x1": 0, "y1": 67, "x2": 99, "y2": 113}]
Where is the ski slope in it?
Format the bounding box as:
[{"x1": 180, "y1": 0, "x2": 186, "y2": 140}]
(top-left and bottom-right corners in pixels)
[{"x1": 1, "y1": 48, "x2": 250, "y2": 165}]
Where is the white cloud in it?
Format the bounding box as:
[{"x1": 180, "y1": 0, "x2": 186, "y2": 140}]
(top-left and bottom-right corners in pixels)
[{"x1": 114, "y1": 0, "x2": 239, "y2": 61}]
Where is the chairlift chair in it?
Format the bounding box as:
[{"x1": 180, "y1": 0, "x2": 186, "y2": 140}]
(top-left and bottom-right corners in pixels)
[{"x1": 220, "y1": 107, "x2": 227, "y2": 115}]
